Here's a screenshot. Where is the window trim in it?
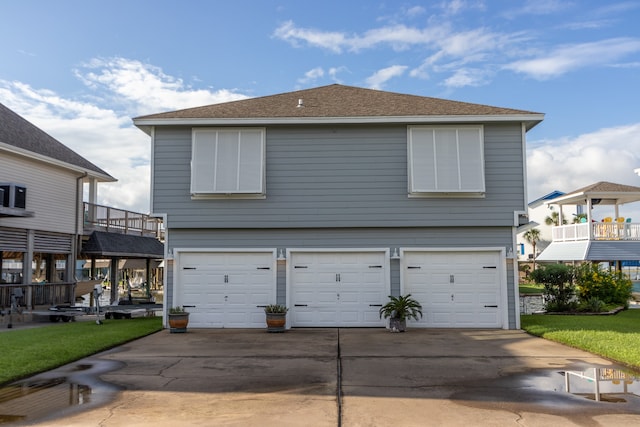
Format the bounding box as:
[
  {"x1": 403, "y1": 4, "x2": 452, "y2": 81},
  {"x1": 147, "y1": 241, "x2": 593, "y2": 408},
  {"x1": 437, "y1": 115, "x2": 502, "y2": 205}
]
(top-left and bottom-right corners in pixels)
[
  {"x1": 190, "y1": 127, "x2": 266, "y2": 199},
  {"x1": 407, "y1": 125, "x2": 485, "y2": 198}
]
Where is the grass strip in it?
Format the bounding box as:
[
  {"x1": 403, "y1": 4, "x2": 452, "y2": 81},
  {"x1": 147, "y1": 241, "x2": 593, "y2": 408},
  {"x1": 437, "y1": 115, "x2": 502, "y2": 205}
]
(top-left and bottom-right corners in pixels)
[
  {"x1": 521, "y1": 309, "x2": 640, "y2": 369},
  {"x1": 519, "y1": 283, "x2": 545, "y2": 294},
  {"x1": 0, "y1": 317, "x2": 162, "y2": 385}
]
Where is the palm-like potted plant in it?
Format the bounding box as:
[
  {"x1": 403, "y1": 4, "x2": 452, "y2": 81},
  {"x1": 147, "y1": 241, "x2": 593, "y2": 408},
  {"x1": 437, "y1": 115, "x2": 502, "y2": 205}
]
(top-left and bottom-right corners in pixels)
[
  {"x1": 379, "y1": 294, "x2": 423, "y2": 332},
  {"x1": 264, "y1": 304, "x2": 288, "y2": 332},
  {"x1": 168, "y1": 306, "x2": 190, "y2": 333}
]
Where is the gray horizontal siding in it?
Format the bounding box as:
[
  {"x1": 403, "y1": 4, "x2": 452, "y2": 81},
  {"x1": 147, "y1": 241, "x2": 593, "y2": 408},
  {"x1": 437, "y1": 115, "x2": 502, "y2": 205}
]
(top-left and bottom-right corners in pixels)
[
  {"x1": 152, "y1": 124, "x2": 526, "y2": 229},
  {"x1": 168, "y1": 226, "x2": 513, "y2": 249}
]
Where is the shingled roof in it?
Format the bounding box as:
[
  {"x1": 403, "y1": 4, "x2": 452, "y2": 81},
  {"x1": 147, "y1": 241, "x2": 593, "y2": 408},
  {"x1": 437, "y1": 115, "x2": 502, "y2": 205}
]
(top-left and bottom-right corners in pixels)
[
  {"x1": 82, "y1": 231, "x2": 164, "y2": 258},
  {"x1": 0, "y1": 103, "x2": 115, "y2": 181},
  {"x1": 546, "y1": 181, "x2": 640, "y2": 206},
  {"x1": 134, "y1": 84, "x2": 544, "y2": 130}
]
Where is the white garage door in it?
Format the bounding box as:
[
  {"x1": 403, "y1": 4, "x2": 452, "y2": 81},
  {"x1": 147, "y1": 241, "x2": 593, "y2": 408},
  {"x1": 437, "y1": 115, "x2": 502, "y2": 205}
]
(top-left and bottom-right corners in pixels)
[
  {"x1": 177, "y1": 251, "x2": 275, "y2": 328},
  {"x1": 403, "y1": 250, "x2": 503, "y2": 328},
  {"x1": 290, "y1": 251, "x2": 389, "y2": 327}
]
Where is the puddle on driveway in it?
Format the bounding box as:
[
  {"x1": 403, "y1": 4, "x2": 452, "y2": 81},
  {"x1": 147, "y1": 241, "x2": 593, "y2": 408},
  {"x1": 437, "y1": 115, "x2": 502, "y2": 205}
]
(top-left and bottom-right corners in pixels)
[
  {"x1": 0, "y1": 359, "x2": 122, "y2": 425},
  {"x1": 452, "y1": 365, "x2": 640, "y2": 419},
  {"x1": 562, "y1": 367, "x2": 640, "y2": 402}
]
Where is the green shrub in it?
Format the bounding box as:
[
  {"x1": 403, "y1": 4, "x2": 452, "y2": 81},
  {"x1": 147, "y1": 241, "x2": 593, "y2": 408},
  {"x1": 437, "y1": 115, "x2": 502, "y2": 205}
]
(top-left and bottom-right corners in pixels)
[
  {"x1": 530, "y1": 263, "x2": 576, "y2": 312},
  {"x1": 574, "y1": 263, "x2": 632, "y2": 307},
  {"x1": 577, "y1": 297, "x2": 605, "y2": 313}
]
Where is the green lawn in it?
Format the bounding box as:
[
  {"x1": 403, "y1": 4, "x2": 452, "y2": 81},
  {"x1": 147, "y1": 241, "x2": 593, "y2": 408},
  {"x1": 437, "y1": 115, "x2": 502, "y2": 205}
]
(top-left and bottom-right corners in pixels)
[
  {"x1": 0, "y1": 317, "x2": 162, "y2": 385},
  {"x1": 521, "y1": 309, "x2": 640, "y2": 369},
  {"x1": 519, "y1": 283, "x2": 545, "y2": 294}
]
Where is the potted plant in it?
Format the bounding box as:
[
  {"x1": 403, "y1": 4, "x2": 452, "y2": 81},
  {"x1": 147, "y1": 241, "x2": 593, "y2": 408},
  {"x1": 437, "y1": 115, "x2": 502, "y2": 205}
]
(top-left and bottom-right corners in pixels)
[
  {"x1": 379, "y1": 294, "x2": 423, "y2": 332},
  {"x1": 264, "y1": 304, "x2": 288, "y2": 332},
  {"x1": 168, "y1": 306, "x2": 190, "y2": 333}
]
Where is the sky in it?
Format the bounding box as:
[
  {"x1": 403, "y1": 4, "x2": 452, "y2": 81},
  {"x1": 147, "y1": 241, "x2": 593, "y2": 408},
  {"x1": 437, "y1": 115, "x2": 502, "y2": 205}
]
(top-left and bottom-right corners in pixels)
[{"x1": 1, "y1": 0, "x2": 640, "y2": 220}]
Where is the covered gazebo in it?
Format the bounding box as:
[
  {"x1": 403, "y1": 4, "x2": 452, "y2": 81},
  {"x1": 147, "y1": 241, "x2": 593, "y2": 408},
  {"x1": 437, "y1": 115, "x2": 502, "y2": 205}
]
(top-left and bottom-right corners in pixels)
[
  {"x1": 536, "y1": 181, "x2": 640, "y2": 263},
  {"x1": 81, "y1": 231, "x2": 164, "y2": 304}
]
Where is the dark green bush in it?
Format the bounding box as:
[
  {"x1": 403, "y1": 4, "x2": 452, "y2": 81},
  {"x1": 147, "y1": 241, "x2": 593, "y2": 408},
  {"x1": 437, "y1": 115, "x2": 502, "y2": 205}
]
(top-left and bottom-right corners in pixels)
[{"x1": 530, "y1": 263, "x2": 576, "y2": 312}]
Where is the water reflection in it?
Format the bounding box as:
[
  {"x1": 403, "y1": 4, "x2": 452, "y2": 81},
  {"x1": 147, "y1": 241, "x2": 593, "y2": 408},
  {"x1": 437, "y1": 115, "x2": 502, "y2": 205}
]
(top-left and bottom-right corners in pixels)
[
  {"x1": 564, "y1": 367, "x2": 640, "y2": 402},
  {"x1": 0, "y1": 359, "x2": 121, "y2": 425}
]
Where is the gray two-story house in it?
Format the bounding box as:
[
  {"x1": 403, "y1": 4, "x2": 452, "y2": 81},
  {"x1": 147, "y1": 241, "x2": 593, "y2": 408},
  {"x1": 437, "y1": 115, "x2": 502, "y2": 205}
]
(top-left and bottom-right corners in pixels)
[{"x1": 134, "y1": 84, "x2": 544, "y2": 330}]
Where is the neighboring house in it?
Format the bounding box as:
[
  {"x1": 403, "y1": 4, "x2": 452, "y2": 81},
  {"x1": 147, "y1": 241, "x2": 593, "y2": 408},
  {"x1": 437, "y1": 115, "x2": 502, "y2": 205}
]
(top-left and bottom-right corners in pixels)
[
  {"x1": 517, "y1": 190, "x2": 567, "y2": 261},
  {"x1": 0, "y1": 103, "x2": 163, "y2": 309},
  {"x1": 133, "y1": 84, "x2": 544, "y2": 330},
  {"x1": 536, "y1": 181, "x2": 640, "y2": 263}
]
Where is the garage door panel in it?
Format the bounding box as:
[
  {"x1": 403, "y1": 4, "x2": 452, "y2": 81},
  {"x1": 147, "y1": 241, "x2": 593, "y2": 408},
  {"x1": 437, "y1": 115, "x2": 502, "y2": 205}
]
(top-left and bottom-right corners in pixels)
[
  {"x1": 290, "y1": 251, "x2": 388, "y2": 327},
  {"x1": 177, "y1": 252, "x2": 275, "y2": 328},
  {"x1": 431, "y1": 311, "x2": 453, "y2": 326},
  {"x1": 404, "y1": 250, "x2": 502, "y2": 328}
]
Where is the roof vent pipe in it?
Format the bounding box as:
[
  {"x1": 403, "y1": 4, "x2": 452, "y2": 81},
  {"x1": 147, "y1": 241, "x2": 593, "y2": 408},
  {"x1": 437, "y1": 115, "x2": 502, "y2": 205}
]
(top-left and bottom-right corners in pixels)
[{"x1": 297, "y1": 98, "x2": 304, "y2": 108}]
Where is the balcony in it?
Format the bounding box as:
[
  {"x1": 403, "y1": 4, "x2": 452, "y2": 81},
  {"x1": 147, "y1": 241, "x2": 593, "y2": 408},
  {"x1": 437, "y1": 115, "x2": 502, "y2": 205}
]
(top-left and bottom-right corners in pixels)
[
  {"x1": 83, "y1": 202, "x2": 163, "y2": 239},
  {"x1": 551, "y1": 222, "x2": 640, "y2": 242}
]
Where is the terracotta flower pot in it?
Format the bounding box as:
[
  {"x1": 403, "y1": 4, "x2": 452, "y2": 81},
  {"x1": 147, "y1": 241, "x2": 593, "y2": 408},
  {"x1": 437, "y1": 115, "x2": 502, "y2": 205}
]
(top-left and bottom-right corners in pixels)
[
  {"x1": 265, "y1": 312, "x2": 286, "y2": 332},
  {"x1": 168, "y1": 313, "x2": 189, "y2": 333}
]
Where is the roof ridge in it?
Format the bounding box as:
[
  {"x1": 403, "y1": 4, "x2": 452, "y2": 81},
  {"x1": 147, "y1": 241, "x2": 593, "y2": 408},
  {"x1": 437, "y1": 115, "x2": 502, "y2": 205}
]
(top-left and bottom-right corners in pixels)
[{"x1": 134, "y1": 84, "x2": 543, "y2": 121}]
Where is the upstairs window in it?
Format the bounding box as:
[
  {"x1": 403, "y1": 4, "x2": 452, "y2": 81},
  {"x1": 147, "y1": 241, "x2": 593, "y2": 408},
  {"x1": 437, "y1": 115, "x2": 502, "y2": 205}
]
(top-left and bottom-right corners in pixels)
[
  {"x1": 408, "y1": 125, "x2": 485, "y2": 196},
  {"x1": 191, "y1": 128, "x2": 265, "y2": 196}
]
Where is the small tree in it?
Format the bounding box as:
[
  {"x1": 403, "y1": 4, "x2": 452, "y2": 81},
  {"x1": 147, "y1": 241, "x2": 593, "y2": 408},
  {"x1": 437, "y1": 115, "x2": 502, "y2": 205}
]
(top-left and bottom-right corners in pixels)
[
  {"x1": 523, "y1": 228, "x2": 541, "y2": 270},
  {"x1": 544, "y1": 211, "x2": 566, "y2": 226},
  {"x1": 530, "y1": 263, "x2": 576, "y2": 312}
]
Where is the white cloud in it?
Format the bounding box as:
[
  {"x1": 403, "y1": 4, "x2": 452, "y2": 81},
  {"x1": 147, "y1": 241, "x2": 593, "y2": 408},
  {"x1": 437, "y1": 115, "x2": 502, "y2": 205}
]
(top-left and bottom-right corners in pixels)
[
  {"x1": 0, "y1": 58, "x2": 252, "y2": 213},
  {"x1": 527, "y1": 123, "x2": 640, "y2": 218},
  {"x1": 273, "y1": 20, "x2": 348, "y2": 53},
  {"x1": 505, "y1": 37, "x2": 640, "y2": 79},
  {"x1": 273, "y1": 20, "x2": 447, "y2": 53},
  {"x1": 405, "y1": 5, "x2": 426, "y2": 17},
  {"x1": 365, "y1": 65, "x2": 408, "y2": 89},
  {"x1": 274, "y1": 20, "x2": 527, "y2": 88},
  {"x1": 76, "y1": 57, "x2": 248, "y2": 115},
  {"x1": 443, "y1": 68, "x2": 489, "y2": 87},
  {"x1": 297, "y1": 67, "x2": 325, "y2": 85},
  {"x1": 502, "y1": 0, "x2": 570, "y2": 19}
]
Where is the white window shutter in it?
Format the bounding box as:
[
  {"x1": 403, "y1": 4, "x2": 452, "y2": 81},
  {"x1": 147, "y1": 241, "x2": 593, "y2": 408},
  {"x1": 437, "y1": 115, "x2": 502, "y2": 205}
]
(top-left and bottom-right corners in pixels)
[
  {"x1": 409, "y1": 128, "x2": 436, "y2": 192},
  {"x1": 215, "y1": 130, "x2": 241, "y2": 192},
  {"x1": 191, "y1": 130, "x2": 216, "y2": 193},
  {"x1": 409, "y1": 126, "x2": 484, "y2": 194},
  {"x1": 191, "y1": 128, "x2": 265, "y2": 195},
  {"x1": 238, "y1": 130, "x2": 264, "y2": 193},
  {"x1": 434, "y1": 129, "x2": 459, "y2": 191},
  {"x1": 457, "y1": 127, "x2": 484, "y2": 192}
]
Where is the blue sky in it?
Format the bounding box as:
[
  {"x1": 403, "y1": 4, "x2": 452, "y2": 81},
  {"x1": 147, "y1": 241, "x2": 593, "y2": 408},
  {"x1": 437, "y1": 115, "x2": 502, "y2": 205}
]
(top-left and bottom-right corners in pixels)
[{"x1": 1, "y1": 0, "x2": 640, "y2": 218}]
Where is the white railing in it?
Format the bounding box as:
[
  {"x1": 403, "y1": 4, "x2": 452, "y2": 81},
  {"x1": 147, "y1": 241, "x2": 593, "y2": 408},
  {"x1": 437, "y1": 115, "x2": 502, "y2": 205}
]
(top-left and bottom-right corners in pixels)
[{"x1": 552, "y1": 222, "x2": 640, "y2": 242}]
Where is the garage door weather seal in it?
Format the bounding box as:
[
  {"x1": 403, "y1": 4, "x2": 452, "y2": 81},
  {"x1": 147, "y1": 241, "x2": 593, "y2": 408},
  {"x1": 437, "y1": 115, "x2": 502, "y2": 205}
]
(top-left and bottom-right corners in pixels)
[{"x1": 337, "y1": 328, "x2": 343, "y2": 427}]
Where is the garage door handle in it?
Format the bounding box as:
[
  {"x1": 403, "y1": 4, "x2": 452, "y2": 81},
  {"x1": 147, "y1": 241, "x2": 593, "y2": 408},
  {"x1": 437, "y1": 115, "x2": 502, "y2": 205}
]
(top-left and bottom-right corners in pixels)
[
  {"x1": 183, "y1": 305, "x2": 196, "y2": 308},
  {"x1": 183, "y1": 267, "x2": 196, "y2": 270},
  {"x1": 484, "y1": 305, "x2": 498, "y2": 308},
  {"x1": 407, "y1": 266, "x2": 421, "y2": 269},
  {"x1": 294, "y1": 304, "x2": 308, "y2": 307},
  {"x1": 256, "y1": 305, "x2": 267, "y2": 308},
  {"x1": 483, "y1": 266, "x2": 497, "y2": 269},
  {"x1": 369, "y1": 265, "x2": 383, "y2": 268},
  {"x1": 369, "y1": 304, "x2": 382, "y2": 307}
]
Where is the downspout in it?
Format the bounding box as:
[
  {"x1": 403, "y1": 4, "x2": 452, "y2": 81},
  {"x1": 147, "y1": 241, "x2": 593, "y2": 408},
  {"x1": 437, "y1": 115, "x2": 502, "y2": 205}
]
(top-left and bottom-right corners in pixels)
[{"x1": 74, "y1": 172, "x2": 88, "y2": 283}]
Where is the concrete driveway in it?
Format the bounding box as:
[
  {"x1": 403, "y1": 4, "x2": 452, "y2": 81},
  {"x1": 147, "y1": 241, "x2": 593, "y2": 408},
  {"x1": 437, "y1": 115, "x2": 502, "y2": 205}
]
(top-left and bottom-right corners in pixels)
[{"x1": 7, "y1": 328, "x2": 640, "y2": 426}]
